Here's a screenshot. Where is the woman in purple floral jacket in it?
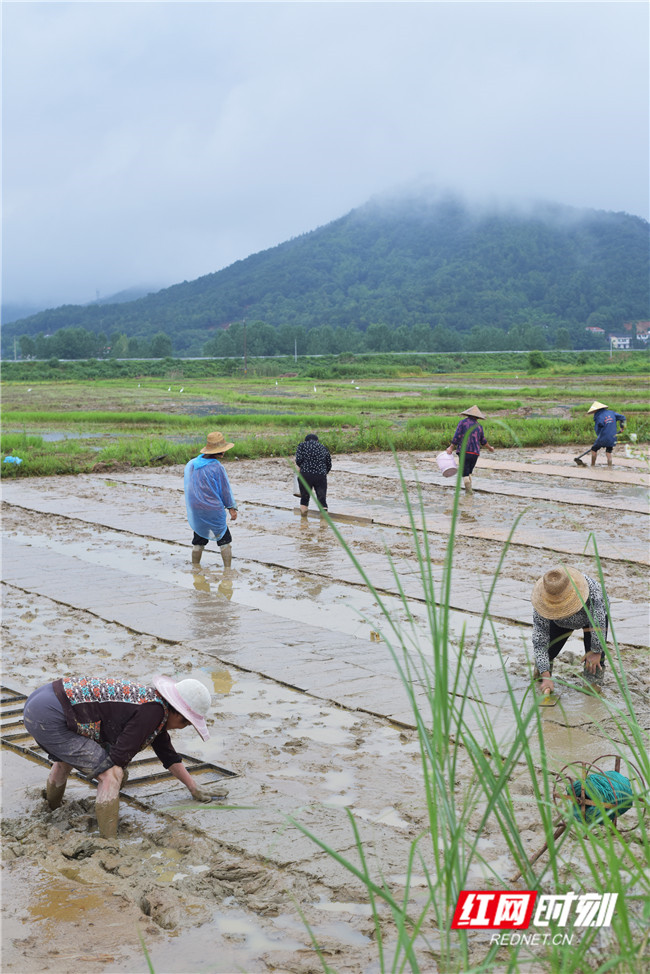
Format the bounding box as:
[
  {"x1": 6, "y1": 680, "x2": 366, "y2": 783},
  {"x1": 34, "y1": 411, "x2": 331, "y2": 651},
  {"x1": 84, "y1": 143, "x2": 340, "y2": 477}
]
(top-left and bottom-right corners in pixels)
[{"x1": 446, "y1": 405, "x2": 494, "y2": 492}]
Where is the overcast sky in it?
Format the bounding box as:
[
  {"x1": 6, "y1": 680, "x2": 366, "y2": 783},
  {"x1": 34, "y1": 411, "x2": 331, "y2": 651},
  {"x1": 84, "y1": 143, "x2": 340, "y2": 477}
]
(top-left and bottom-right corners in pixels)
[{"x1": 3, "y1": 1, "x2": 648, "y2": 309}]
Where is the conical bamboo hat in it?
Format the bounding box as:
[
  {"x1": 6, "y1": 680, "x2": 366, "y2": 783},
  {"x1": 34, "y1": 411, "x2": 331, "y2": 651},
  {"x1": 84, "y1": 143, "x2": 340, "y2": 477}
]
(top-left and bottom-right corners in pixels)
[{"x1": 460, "y1": 405, "x2": 486, "y2": 420}]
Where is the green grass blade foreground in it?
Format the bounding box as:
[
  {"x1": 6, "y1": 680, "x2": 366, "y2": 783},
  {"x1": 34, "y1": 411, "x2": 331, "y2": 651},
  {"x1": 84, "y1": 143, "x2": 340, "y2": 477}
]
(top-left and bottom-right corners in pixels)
[{"x1": 288, "y1": 453, "x2": 649, "y2": 973}]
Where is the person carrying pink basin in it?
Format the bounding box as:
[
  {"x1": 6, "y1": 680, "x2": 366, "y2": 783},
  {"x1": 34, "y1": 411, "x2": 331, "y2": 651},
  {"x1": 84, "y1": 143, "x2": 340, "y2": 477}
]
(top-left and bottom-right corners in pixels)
[{"x1": 446, "y1": 405, "x2": 495, "y2": 493}]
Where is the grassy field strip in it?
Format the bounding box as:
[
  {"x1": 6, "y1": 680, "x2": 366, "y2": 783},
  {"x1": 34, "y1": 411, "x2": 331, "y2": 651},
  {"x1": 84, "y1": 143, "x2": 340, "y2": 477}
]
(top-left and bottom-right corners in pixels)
[
  {"x1": 2, "y1": 409, "x2": 360, "y2": 428},
  {"x1": 342, "y1": 381, "x2": 650, "y2": 399},
  {"x1": 3, "y1": 410, "x2": 648, "y2": 477}
]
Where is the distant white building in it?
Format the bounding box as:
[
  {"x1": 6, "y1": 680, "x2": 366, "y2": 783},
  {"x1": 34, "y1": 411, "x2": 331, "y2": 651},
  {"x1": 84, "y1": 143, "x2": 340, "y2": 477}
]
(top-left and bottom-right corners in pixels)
[
  {"x1": 608, "y1": 335, "x2": 632, "y2": 349},
  {"x1": 621, "y1": 320, "x2": 650, "y2": 343}
]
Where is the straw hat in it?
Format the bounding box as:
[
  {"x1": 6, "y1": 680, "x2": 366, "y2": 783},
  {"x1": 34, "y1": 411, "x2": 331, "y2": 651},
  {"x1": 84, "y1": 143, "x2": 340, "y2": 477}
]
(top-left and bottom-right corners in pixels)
[
  {"x1": 587, "y1": 401, "x2": 608, "y2": 414},
  {"x1": 200, "y1": 431, "x2": 234, "y2": 454},
  {"x1": 154, "y1": 676, "x2": 211, "y2": 741},
  {"x1": 531, "y1": 567, "x2": 589, "y2": 620},
  {"x1": 460, "y1": 405, "x2": 486, "y2": 420}
]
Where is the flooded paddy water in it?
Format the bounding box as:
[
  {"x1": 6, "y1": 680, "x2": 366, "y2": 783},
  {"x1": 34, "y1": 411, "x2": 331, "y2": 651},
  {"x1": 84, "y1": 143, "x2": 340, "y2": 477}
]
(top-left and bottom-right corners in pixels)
[{"x1": 1, "y1": 447, "x2": 649, "y2": 972}]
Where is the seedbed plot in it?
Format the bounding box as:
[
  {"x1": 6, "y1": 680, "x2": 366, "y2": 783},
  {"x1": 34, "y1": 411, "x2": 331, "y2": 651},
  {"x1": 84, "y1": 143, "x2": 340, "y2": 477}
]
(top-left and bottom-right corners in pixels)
[{"x1": 2, "y1": 448, "x2": 648, "y2": 972}]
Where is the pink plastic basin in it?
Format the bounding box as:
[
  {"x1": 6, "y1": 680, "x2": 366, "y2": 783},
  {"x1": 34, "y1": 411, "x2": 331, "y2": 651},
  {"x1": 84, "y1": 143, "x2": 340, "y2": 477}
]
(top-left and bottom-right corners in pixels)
[{"x1": 436, "y1": 452, "x2": 458, "y2": 477}]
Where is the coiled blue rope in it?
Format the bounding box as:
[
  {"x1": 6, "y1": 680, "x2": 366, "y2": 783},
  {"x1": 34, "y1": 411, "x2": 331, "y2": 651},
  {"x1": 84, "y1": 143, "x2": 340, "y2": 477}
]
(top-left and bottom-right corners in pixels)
[{"x1": 568, "y1": 771, "x2": 634, "y2": 823}]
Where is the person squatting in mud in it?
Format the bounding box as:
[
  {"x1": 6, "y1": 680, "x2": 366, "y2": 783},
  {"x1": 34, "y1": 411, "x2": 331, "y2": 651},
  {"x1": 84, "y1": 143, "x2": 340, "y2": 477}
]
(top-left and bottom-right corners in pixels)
[
  {"x1": 295, "y1": 433, "x2": 332, "y2": 514},
  {"x1": 23, "y1": 676, "x2": 215, "y2": 838},
  {"x1": 531, "y1": 566, "x2": 609, "y2": 695},
  {"x1": 446, "y1": 404, "x2": 495, "y2": 493},
  {"x1": 184, "y1": 430, "x2": 238, "y2": 567},
  {"x1": 581, "y1": 401, "x2": 626, "y2": 468}
]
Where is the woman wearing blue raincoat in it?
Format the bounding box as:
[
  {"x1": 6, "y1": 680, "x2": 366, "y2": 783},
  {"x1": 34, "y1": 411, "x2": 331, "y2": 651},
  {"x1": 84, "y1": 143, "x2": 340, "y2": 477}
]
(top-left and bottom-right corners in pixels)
[
  {"x1": 184, "y1": 431, "x2": 238, "y2": 566},
  {"x1": 586, "y1": 401, "x2": 626, "y2": 468}
]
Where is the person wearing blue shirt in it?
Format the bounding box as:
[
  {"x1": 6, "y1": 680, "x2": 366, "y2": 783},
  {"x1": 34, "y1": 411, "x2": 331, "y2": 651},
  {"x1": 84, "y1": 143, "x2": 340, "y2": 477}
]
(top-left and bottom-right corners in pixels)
[
  {"x1": 586, "y1": 401, "x2": 626, "y2": 468},
  {"x1": 184, "y1": 431, "x2": 238, "y2": 566}
]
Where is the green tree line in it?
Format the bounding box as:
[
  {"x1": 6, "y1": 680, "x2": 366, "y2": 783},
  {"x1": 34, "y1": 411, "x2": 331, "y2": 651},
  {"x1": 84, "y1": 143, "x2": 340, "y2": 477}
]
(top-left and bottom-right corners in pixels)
[
  {"x1": 14, "y1": 317, "x2": 644, "y2": 361},
  {"x1": 17, "y1": 329, "x2": 173, "y2": 360}
]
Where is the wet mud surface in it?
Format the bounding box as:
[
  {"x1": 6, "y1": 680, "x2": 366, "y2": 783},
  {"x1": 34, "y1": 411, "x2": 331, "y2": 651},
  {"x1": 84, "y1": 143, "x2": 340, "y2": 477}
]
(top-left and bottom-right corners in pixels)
[{"x1": 1, "y1": 448, "x2": 649, "y2": 972}]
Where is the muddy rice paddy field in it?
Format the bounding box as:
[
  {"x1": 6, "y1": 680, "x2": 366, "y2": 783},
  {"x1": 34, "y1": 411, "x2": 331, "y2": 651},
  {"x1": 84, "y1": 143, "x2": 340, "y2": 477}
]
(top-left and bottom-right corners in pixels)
[{"x1": 1, "y1": 446, "x2": 649, "y2": 973}]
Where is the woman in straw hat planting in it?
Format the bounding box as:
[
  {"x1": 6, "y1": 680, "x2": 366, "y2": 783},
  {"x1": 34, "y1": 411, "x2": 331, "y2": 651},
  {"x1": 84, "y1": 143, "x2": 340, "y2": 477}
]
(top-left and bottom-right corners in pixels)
[
  {"x1": 184, "y1": 431, "x2": 238, "y2": 567},
  {"x1": 531, "y1": 566, "x2": 609, "y2": 696},
  {"x1": 446, "y1": 405, "x2": 494, "y2": 492},
  {"x1": 578, "y1": 401, "x2": 626, "y2": 468},
  {"x1": 23, "y1": 675, "x2": 216, "y2": 838}
]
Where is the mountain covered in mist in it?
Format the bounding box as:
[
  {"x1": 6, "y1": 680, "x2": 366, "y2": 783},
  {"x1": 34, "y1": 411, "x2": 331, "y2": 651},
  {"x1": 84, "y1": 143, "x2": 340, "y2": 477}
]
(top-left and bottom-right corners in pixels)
[
  {"x1": 4, "y1": 191, "x2": 649, "y2": 357},
  {"x1": 1, "y1": 285, "x2": 156, "y2": 325}
]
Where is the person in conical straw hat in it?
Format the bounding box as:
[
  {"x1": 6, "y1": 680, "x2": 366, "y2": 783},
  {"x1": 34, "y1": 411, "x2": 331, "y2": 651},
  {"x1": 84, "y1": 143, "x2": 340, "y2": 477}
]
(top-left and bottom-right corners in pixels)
[
  {"x1": 22, "y1": 675, "x2": 218, "y2": 838},
  {"x1": 578, "y1": 401, "x2": 626, "y2": 468},
  {"x1": 445, "y1": 405, "x2": 494, "y2": 492},
  {"x1": 531, "y1": 566, "x2": 610, "y2": 695},
  {"x1": 184, "y1": 431, "x2": 238, "y2": 567}
]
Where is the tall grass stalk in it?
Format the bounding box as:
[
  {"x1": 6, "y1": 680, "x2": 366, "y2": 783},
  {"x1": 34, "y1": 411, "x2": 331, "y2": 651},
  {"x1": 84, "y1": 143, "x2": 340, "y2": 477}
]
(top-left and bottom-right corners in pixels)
[
  {"x1": 136, "y1": 927, "x2": 156, "y2": 974},
  {"x1": 289, "y1": 449, "x2": 649, "y2": 972}
]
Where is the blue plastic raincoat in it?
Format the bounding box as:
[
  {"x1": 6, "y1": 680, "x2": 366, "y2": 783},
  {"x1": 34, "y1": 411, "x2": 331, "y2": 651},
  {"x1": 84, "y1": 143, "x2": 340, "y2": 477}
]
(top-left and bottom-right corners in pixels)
[{"x1": 184, "y1": 456, "x2": 236, "y2": 541}]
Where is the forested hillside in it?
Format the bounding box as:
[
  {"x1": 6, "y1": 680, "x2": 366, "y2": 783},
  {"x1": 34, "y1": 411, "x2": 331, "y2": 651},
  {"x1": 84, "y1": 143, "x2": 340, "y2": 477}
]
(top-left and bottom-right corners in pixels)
[{"x1": 5, "y1": 191, "x2": 649, "y2": 358}]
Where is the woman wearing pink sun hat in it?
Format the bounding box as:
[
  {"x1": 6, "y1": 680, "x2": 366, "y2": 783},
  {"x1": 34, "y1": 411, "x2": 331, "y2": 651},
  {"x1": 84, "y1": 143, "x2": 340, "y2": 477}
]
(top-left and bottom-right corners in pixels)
[{"x1": 23, "y1": 674, "x2": 217, "y2": 838}]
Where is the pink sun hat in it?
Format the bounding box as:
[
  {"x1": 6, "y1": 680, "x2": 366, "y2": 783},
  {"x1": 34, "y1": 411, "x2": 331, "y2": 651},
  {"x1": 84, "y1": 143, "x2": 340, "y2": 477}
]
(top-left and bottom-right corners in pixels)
[{"x1": 154, "y1": 676, "x2": 211, "y2": 741}]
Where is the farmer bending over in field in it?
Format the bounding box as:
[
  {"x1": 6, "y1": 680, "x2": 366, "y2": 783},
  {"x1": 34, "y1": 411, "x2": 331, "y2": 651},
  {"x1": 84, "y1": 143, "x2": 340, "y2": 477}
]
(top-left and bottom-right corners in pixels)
[
  {"x1": 23, "y1": 675, "x2": 215, "y2": 838},
  {"x1": 295, "y1": 433, "x2": 332, "y2": 514},
  {"x1": 446, "y1": 405, "x2": 494, "y2": 493},
  {"x1": 532, "y1": 567, "x2": 609, "y2": 694},
  {"x1": 579, "y1": 401, "x2": 626, "y2": 468},
  {"x1": 185, "y1": 431, "x2": 238, "y2": 566}
]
